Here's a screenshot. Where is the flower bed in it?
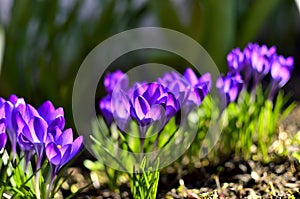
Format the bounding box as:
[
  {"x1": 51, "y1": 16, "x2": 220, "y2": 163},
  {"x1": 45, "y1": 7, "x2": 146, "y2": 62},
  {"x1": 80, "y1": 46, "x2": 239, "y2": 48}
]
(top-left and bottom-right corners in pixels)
[{"x1": 1, "y1": 40, "x2": 299, "y2": 198}]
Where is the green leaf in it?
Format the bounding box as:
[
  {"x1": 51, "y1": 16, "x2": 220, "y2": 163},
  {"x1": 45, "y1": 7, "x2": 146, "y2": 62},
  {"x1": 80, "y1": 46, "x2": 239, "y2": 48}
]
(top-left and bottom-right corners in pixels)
[
  {"x1": 84, "y1": 160, "x2": 104, "y2": 171},
  {"x1": 150, "y1": 0, "x2": 184, "y2": 32},
  {"x1": 203, "y1": 0, "x2": 236, "y2": 72},
  {"x1": 237, "y1": 0, "x2": 281, "y2": 47}
]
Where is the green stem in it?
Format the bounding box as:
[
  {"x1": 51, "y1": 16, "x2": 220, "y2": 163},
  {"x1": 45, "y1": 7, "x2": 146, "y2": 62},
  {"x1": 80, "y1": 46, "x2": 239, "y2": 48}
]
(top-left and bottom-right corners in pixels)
[
  {"x1": 35, "y1": 157, "x2": 43, "y2": 199},
  {"x1": 46, "y1": 167, "x2": 55, "y2": 199}
]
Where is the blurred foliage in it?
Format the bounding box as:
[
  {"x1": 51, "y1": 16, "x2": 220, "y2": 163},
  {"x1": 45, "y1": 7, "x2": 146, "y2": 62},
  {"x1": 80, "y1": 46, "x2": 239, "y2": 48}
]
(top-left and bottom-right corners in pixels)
[{"x1": 0, "y1": 0, "x2": 298, "y2": 133}]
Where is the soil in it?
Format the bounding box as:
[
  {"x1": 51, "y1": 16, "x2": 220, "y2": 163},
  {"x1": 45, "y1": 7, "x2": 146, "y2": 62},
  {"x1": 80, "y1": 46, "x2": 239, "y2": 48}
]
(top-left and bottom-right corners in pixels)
[{"x1": 60, "y1": 105, "x2": 300, "y2": 199}]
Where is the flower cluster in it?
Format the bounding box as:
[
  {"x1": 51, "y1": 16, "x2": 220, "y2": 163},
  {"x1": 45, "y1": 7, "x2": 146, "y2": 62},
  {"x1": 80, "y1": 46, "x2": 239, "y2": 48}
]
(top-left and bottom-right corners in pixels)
[
  {"x1": 218, "y1": 43, "x2": 294, "y2": 104},
  {"x1": 99, "y1": 68, "x2": 212, "y2": 135},
  {"x1": 0, "y1": 94, "x2": 83, "y2": 174}
]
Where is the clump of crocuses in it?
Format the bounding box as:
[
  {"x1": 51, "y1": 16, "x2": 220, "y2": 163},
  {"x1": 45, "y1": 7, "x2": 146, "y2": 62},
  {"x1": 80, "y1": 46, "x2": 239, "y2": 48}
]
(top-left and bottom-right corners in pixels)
[
  {"x1": 95, "y1": 68, "x2": 212, "y2": 198},
  {"x1": 223, "y1": 43, "x2": 294, "y2": 103},
  {"x1": 99, "y1": 68, "x2": 212, "y2": 151},
  {"x1": 91, "y1": 42, "x2": 294, "y2": 199},
  {"x1": 218, "y1": 43, "x2": 295, "y2": 161},
  {"x1": 0, "y1": 95, "x2": 83, "y2": 199}
]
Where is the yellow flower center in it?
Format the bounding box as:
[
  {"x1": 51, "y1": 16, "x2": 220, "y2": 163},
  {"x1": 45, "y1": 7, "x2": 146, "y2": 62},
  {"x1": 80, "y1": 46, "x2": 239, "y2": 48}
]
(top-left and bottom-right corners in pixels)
[{"x1": 57, "y1": 145, "x2": 62, "y2": 149}]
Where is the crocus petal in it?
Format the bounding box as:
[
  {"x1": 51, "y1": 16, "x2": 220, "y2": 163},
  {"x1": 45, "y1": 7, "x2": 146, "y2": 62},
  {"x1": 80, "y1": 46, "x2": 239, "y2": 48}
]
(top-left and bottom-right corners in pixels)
[
  {"x1": 15, "y1": 112, "x2": 27, "y2": 133},
  {"x1": 58, "y1": 128, "x2": 73, "y2": 146},
  {"x1": 0, "y1": 133, "x2": 7, "y2": 150},
  {"x1": 22, "y1": 104, "x2": 39, "y2": 123},
  {"x1": 66, "y1": 136, "x2": 83, "y2": 164},
  {"x1": 135, "y1": 96, "x2": 150, "y2": 120},
  {"x1": 99, "y1": 95, "x2": 113, "y2": 127},
  {"x1": 58, "y1": 144, "x2": 72, "y2": 168},
  {"x1": 228, "y1": 86, "x2": 238, "y2": 102},
  {"x1": 285, "y1": 57, "x2": 294, "y2": 70},
  {"x1": 48, "y1": 126, "x2": 63, "y2": 142},
  {"x1": 0, "y1": 118, "x2": 7, "y2": 133},
  {"x1": 198, "y1": 73, "x2": 212, "y2": 92},
  {"x1": 22, "y1": 124, "x2": 36, "y2": 143},
  {"x1": 17, "y1": 133, "x2": 34, "y2": 151},
  {"x1": 271, "y1": 61, "x2": 281, "y2": 80},
  {"x1": 32, "y1": 117, "x2": 48, "y2": 143},
  {"x1": 217, "y1": 73, "x2": 243, "y2": 104},
  {"x1": 183, "y1": 68, "x2": 198, "y2": 86},
  {"x1": 48, "y1": 116, "x2": 65, "y2": 131},
  {"x1": 37, "y1": 101, "x2": 65, "y2": 130},
  {"x1": 104, "y1": 70, "x2": 129, "y2": 94},
  {"x1": 38, "y1": 101, "x2": 55, "y2": 119},
  {"x1": 144, "y1": 83, "x2": 163, "y2": 105},
  {"x1": 4, "y1": 101, "x2": 14, "y2": 129},
  {"x1": 278, "y1": 67, "x2": 291, "y2": 87},
  {"x1": 112, "y1": 90, "x2": 130, "y2": 119},
  {"x1": 144, "y1": 105, "x2": 163, "y2": 121},
  {"x1": 46, "y1": 143, "x2": 61, "y2": 166},
  {"x1": 227, "y1": 48, "x2": 245, "y2": 71}
]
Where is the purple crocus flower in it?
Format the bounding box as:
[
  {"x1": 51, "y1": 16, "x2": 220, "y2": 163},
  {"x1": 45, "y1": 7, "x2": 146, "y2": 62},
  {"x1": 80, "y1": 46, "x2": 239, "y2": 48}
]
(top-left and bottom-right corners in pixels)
[
  {"x1": 37, "y1": 101, "x2": 65, "y2": 131},
  {"x1": 16, "y1": 123, "x2": 35, "y2": 170},
  {"x1": 0, "y1": 118, "x2": 7, "y2": 151},
  {"x1": 100, "y1": 88, "x2": 131, "y2": 132},
  {"x1": 227, "y1": 48, "x2": 245, "y2": 72},
  {"x1": 157, "y1": 71, "x2": 182, "y2": 88},
  {"x1": 104, "y1": 70, "x2": 129, "y2": 94},
  {"x1": 183, "y1": 68, "x2": 199, "y2": 87},
  {"x1": 111, "y1": 89, "x2": 131, "y2": 132},
  {"x1": 183, "y1": 68, "x2": 212, "y2": 106},
  {"x1": 4, "y1": 94, "x2": 27, "y2": 157},
  {"x1": 157, "y1": 71, "x2": 190, "y2": 106},
  {"x1": 158, "y1": 69, "x2": 212, "y2": 116},
  {"x1": 45, "y1": 127, "x2": 83, "y2": 174},
  {"x1": 129, "y1": 82, "x2": 179, "y2": 136},
  {"x1": 270, "y1": 55, "x2": 294, "y2": 88},
  {"x1": 195, "y1": 73, "x2": 212, "y2": 100},
  {"x1": 216, "y1": 73, "x2": 244, "y2": 105},
  {"x1": 130, "y1": 83, "x2": 166, "y2": 126},
  {"x1": 242, "y1": 43, "x2": 277, "y2": 89},
  {"x1": 99, "y1": 95, "x2": 114, "y2": 127},
  {"x1": 16, "y1": 111, "x2": 48, "y2": 168},
  {"x1": 269, "y1": 55, "x2": 294, "y2": 100}
]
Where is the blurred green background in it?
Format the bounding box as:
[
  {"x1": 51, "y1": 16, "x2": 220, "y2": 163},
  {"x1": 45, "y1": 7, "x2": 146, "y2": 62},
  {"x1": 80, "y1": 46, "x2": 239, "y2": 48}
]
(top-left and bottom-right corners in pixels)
[{"x1": 0, "y1": 0, "x2": 299, "y2": 133}]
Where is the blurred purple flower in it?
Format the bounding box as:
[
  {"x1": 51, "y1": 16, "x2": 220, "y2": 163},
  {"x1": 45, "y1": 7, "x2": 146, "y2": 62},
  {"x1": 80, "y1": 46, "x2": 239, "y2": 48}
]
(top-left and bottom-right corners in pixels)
[
  {"x1": 158, "y1": 69, "x2": 211, "y2": 117},
  {"x1": 216, "y1": 73, "x2": 244, "y2": 105},
  {"x1": 157, "y1": 71, "x2": 182, "y2": 88},
  {"x1": 195, "y1": 73, "x2": 212, "y2": 100},
  {"x1": 0, "y1": 118, "x2": 7, "y2": 151},
  {"x1": 104, "y1": 70, "x2": 129, "y2": 94},
  {"x1": 99, "y1": 95, "x2": 114, "y2": 127},
  {"x1": 226, "y1": 43, "x2": 294, "y2": 100},
  {"x1": 243, "y1": 43, "x2": 275, "y2": 88},
  {"x1": 227, "y1": 48, "x2": 245, "y2": 72},
  {"x1": 270, "y1": 55, "x2": 294, "y2": 88},
  {"x1": 46, "y1": 127, "x2": 83, "y2": 174},
  {"x1": 183, "y1": 68, "x2": 199, "y2": 87},
  {"x1": 269, "y1": 55, "x2": 294, "y2": 100},
  {"x1": 157, "y1": 71, "x2": 189, "y2": 106},
  {"x1": 183, "y1": 68, "x2": 212, "y2": 106},
  {"x1": 111, "y1": 89, "x2": 131, "y2": 132}
]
